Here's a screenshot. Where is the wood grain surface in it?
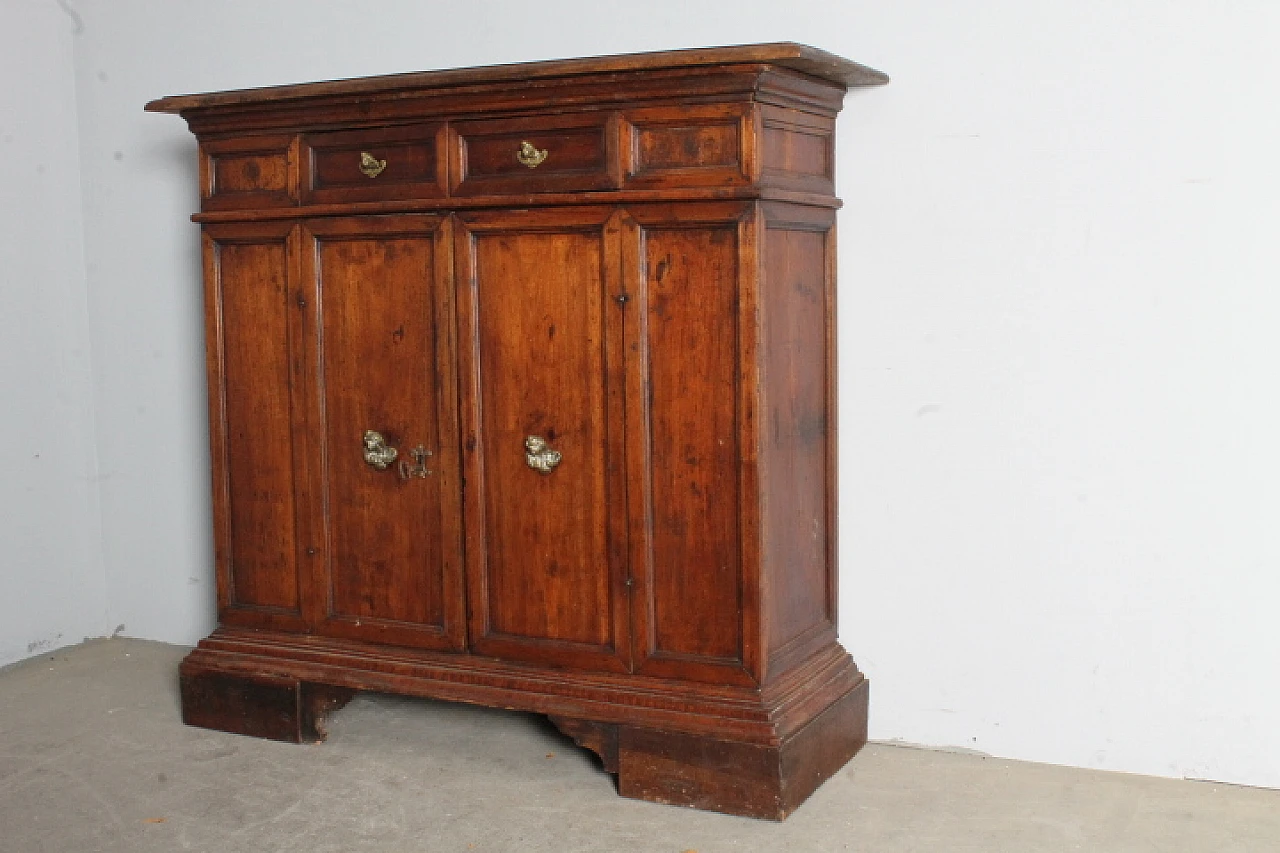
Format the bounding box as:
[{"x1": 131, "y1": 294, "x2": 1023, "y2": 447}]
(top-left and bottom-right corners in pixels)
[{"x1": 159, "y1": 44, "x2": 885, "y2": 820}]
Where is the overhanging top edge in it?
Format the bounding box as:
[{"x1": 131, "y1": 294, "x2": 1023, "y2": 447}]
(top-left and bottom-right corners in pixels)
[{"x1": 144, "y1": 42, "x2": 889, "y2": 114}]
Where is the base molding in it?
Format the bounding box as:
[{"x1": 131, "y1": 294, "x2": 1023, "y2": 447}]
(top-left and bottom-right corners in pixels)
[{"x1": 179, "y1": 627, "x2": 868, "y2": 819}]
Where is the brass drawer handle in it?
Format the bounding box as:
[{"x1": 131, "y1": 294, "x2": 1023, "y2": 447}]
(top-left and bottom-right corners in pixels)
[
  {"x1": 516, "y1": 141, "x2": 548, "y2": 169},
  {"x1": 362, "y1": 430, "x2": 398, "y2": 470},
  {"x1": 525, "y1": 435, "x2": 561, "y2": 473},
  {"x1": 359, "y1": 151, "x2": 387, "y2": 178}
]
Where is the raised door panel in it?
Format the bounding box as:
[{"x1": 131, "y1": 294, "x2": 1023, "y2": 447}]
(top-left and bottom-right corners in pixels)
[
  {"x1": 203, "y1": 222, "x2": 309, "y2": 632},
  {"x1": 455, "y1": 207, "x2": 630, "y2": 673},
  {"x1": 620, "y1": 203, "x2": 761, "y2": 686},
  {"x1": 300, "y1": 215, "x2": 465, "y2": 651}
]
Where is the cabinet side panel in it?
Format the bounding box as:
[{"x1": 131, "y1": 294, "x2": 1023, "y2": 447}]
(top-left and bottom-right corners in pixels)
[
  {"x1": 758, "y1": 104, "x2": 836, "y2": 196},
  {"x1": 643, "y1": 226, "x2": 742, "y2": 662},
  {"x1": 317, "y1": 235, "x2": 445, "y2": 628},
  {"x1": 762, "y1": 221, "x2": 834, "y2": 665},
  {"x1": 216, "y1": 241, "x2": 301, "y2": 612}
]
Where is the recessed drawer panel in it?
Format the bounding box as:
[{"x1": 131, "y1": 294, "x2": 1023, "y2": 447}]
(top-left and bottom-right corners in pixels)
[
  {"x1": 201, "y1": 135, "x2": 296, "y2": 211},
  {"x1": 622, "y1": 105, "x2": 753, "y2": 189},
  {"x1": 301, "y1": 124, "x2": 446, "y2": 204},
  {"x1": 450, "y1": 114, "x2": 619, "y2": 196},
  {"x1": 759, "y1": 105, "x2": 835, "y2": 194}
]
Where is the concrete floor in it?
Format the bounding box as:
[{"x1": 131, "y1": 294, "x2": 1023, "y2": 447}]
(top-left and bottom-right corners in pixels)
[{"x1": 0, "y1": 640, "x2": 1275, "y2": 853}]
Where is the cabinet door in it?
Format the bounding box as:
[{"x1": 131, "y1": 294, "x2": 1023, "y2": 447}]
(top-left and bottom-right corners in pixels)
[
  {"x1": 299, "y1": 215, "x2": 465, "y2": 651},
  {"x1": 620, "y1": 203, "x2": 761, "y2": 686},
  {"x1": 455, "y1": 207, "x2": 631, "y2": 673},
  {"x1": 203, "y1": 222, "x2": 312, "y2": 633}
]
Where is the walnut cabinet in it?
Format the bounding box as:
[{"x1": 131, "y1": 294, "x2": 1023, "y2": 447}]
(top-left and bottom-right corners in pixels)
[{"x1": 148, "y1": 44, "x2": 887, "y2": 820}]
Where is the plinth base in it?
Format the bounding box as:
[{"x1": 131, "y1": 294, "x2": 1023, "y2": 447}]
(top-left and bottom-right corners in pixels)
[{"x1": 179, "y1": 627, "x2": 868, "y2": 820}]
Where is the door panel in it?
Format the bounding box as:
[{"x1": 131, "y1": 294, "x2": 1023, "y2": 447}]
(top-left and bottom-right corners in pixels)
[
  {"x1": 456, "y1": 207, "x2": 630, "y2": 673},
  {"x1": 203, "y1": 222, "x2": 309, "y2": 633},
  {"x1": 301, "y1": 215, "x2": 465, "y2": 650},
  {"x1": 621, "y1": 203, "x2": 759, "y2": 685}
]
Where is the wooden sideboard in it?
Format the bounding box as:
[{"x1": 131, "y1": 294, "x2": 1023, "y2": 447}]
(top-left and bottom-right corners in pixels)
[{"x1": 148, "y1": 43, "x2": 888, "y2": 820}]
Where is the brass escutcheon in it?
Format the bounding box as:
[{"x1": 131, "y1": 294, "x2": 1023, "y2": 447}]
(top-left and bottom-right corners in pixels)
[{"x1": 399, "y1": 445, "x2": 433, "y2": 480}]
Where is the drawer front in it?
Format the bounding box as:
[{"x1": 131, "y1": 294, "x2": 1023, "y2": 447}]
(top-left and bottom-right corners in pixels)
[
  {"x1": 301, "y1": 124, "x2": 446, "y2": 204},
  {"x1": 201, "y1": 134, "x2": 297, "y2": 211},
  {"x1": 622, "y1": 104, "x2": 754, "y2": 189},
  {"x1": 450, "y1": 114, "x2": 620, "y2": 196}
]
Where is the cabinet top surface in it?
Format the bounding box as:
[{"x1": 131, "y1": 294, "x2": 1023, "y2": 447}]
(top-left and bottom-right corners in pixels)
[{"x1": 145, "y1": 42, "x2": 888, "y2": 114}]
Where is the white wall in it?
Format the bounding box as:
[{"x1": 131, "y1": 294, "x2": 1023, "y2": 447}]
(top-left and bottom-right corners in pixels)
[
  {"x1": 54, "y1": 0, "x2": 1280, "y2": 789},
  {"x1": 842, "y1": 0, "x2": 1280, "y2": 790},
  {"x1": 0, "y1": 0, "x2": 107, "y2": 666}
]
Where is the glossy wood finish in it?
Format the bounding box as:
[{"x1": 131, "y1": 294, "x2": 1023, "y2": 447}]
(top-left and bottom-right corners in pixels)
[
  {"x1": 203, "y1": 222, "x2": 309, "y2": 633},
  {"x1": 180, "y1": 625, "x2": 862, "y2": 743},
  {"x1": 147, "y1": 43, "x2": 887, "y2": 114},
  {"x1": 155, "y1": 45, "x2": 886, "y2": 821},
  {"x1": 450, "y1": 114, "x2": 621, "y2": 196},
  {"x1": 301, "y1": 124, "x2": 447, "y2": 205},
  {"x1": 760, "y1": 105, "x2": 835, "y2": 196},
  {"x1": 180, "y1": 669, "x2": 355, "y2": 744},
  {"x1": 455, "y1": 207, "x2": 631, "y2": 673},
  {"x1": 301, "y1": 215, "x2": 466, "y2": 651},
  {"x1": 617, "y1": 677, "x2": 868, "y2": 819},
  {"x1": 548, "y1": 716, "x2": 620, "y2": 773},
  {"x1": 621, "y1": 203, "x2": 760, "y2": 687},
  {"x1": 178, "y1": 625, "x2": 866, "y2": 818},
  {"x1": 200, "y1": 134, "x2": 297, "y2": 211},
  {"x1": 622, "y1": 104, "x2": 754, "y2": 189},
  {"x1": 760, "y1": 202, "x2": 841, "y2": 675},
  {"x1": 190, "y1": 102, "x2": 834, "y2": 213}
]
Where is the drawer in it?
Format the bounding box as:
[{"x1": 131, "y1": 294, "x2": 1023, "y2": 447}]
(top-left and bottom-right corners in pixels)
[
  {"x1": 621, "y1": 104, "x2": 753, "y2": 189},
  {"x1": 301, "y1": 124, "x2": 446, "y2": 204},
  {"x1": 449, "y1": 114, "x2": 620, "y2": 196},
  {"x1": 200, "y1": 134, "x2": 296, "y2": 211}
]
